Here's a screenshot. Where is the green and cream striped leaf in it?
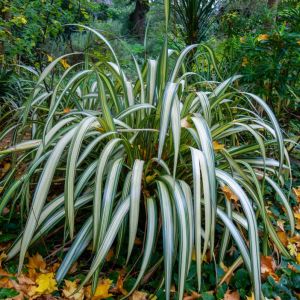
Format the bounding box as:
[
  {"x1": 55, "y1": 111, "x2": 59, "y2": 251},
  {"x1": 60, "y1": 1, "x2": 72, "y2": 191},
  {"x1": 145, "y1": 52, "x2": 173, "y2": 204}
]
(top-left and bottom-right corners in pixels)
[{"x1": 127, "y1": 159, "x2": 144, "y2": 262}]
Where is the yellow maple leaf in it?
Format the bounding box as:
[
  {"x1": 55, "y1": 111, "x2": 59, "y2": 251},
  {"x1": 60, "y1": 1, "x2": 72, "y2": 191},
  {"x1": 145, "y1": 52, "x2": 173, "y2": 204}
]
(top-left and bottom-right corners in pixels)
[
  {"x1": 296, "y1": 253, "x2": 300, "y2": 264},
  {"x1": 213, "y1": 141, "x2": 225, "y2": 151},
  {"x1": 29, "y1": 273, "x2": 57, "y2": 296},
  {"x1": 85, "y1": 278, "x2": 113, "y2": 300},
  {"x1": 63, "y1": 280, "x2": 84, "y2": 300}
]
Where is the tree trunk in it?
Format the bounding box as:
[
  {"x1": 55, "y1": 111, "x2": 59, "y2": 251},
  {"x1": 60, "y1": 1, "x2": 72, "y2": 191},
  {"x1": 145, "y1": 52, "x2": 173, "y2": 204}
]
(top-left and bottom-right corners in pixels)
[
  {"x1": 267, "y1": 0, "x2": 280, "y2": 12},
  {"x1": 129, "y1": 0, "x2": 150, "y2": 40}
]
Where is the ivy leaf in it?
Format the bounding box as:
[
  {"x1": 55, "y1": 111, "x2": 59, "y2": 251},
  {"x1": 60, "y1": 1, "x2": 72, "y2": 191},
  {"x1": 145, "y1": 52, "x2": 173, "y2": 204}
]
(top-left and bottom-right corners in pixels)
[{"x1": 0, "y1": 288, "x2": 19, "y2": 298}]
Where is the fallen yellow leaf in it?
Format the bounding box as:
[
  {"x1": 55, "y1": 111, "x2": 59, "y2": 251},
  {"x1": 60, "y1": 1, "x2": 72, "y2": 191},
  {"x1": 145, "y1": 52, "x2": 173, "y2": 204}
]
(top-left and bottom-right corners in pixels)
[
  {"x1": 27, "y1": 253, "x2": 46, "y2": 272},
  {"x1": 85, "y1": 278, "x2": 113, "y2": 300},
  {"x1": 294, "y1": 213, "x2": 300, "y2": 220},
  {"x1": 277, "y1": 231, "x2": 288, "y2": 247},
  {"x1": 30, "y1": 273, "x2": 58, "y2": 295},
  {"x1": 63, "y1": 279, "x2": 84, "y2": 300},
  {"x1": 213, "y1": 141, "x2": 225, "y2": 151},
  {"x1": 293, "y1": 187, "x2": 300, "y2": 202}
]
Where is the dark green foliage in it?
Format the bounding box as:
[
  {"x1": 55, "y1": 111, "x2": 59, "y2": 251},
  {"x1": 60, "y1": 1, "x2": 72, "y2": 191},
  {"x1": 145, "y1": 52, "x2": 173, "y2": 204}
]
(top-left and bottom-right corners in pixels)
[
  {"x1": 0, "y1": 0, "x2": 106, "y2": 65},
  {"x1": 0, "y1": 288, "x2": 19, "y2": 298}
]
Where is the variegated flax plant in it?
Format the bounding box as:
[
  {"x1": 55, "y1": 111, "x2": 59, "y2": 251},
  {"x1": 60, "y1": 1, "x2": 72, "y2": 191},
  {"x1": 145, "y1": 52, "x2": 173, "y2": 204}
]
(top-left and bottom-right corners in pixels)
[{"x1": 0, "y1": 2, "x2": 295, "y2": 300}]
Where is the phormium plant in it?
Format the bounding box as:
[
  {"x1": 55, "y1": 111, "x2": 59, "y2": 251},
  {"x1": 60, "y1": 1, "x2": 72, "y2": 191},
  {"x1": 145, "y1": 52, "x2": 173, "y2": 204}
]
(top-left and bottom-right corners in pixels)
[{"x1": 0, "y1": 3, "x2": 295, "y2": 299}]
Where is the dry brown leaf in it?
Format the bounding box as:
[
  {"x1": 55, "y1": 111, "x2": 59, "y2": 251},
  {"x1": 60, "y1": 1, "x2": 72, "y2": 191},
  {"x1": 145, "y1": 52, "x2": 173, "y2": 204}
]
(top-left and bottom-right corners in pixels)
[
  {"x1": 287, "y1": 263, "x2": 297, "y2": 272},
  {"x1": 183, "y1": 291, "x2": 201, "y2": 300},
  {"x1": 293, "y1": 187, "x2": 300, "y2": 202},
  {"x1": 68, "y1": 262, "x2": 78, "y2": 275},
  {"x1": 27, "y1": 253, "x2": 47, "y2": 273},
  {"x1": 221, "y1": 186, "x2": 239, "y2": 203},
  {"x1": 62, "y1": 279, "x2": 84, "y2": 300},
  {"x1": 34, "y1": 295, "x2": 60, "y2": 300},
  {"x1": 129, "y1": 291, "x2": 148, "y2": 300},
  {"x1": 17, "y1": 275, "x2": 35, "y2": 286},
  {"x1": 224, "y1": 290, "x2": 240, "y2": 300},
  {"x1": 277, "y1": 220, "x2": 285, "y2": 232},
  {"x1": 49, "y1": 262, "x2": 60, "y2": 273},
  {"x1": 277, "y1": 231, "x2": 288, "y2": 246},
  {"x1": 261, "y1": 255, "x2": 279, "y2": 281},
  {"x1": 0, "y1": 252, "x2": 7, "y2": 267},
  {"x1": 110, "y1": 275, "x2": 127, "y2": 296},
  {"x1": 134, "y1": 238, "x2": 142, "y2": 246},
  {"x1": 105, "y1": 249, "x2": 114, "y2": 262}
]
